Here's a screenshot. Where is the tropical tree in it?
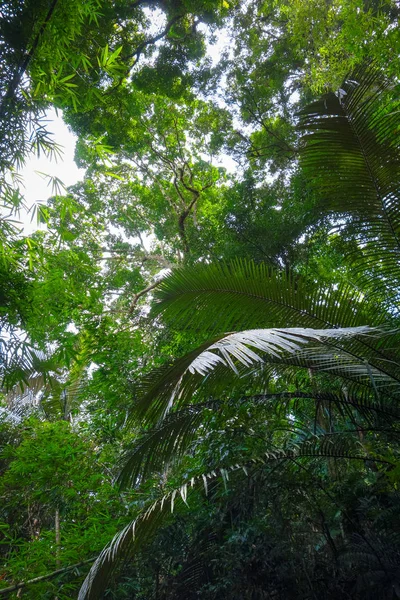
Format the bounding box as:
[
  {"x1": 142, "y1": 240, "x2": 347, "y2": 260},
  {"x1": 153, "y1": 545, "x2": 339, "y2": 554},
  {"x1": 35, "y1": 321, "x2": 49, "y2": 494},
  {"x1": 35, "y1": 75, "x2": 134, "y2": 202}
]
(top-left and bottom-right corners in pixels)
[
  {"x1": 0, "y1": 417, "x2": 130, "y2": 599},
  {"x1": 2, "y1": 2, "x2": 400, "y2": 598},
  {"x1": 76, "y1": 64, "x2": 400, "y2": 599},
  {"x1": 0, "y1": 0, "x2": 238, "y2": 393}
]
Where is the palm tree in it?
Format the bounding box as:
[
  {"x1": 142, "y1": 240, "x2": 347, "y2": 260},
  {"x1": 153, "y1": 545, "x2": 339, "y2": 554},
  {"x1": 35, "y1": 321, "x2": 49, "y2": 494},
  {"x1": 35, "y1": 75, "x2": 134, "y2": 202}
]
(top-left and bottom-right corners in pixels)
[{"x1": 78, "y1": 65, "x2": 400, "y2": 600}]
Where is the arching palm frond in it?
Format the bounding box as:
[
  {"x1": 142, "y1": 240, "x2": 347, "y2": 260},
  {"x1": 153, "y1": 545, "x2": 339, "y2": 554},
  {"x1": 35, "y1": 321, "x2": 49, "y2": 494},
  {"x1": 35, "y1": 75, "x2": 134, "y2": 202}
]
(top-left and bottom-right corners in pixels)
[
  {"x1": 5, "y1": 373, "x2": 59, "y2": 418},
  {"x1": 298, "y1": 63, "x2": 400, "y2": 298},
  {"x1": 79, "y1": 432, "x2": 395, "y2": 600},
  {"x1": 1, "y1": 339, "x2": 86, "y2": 420},
  {"x1": 78, "y1": 489, "x2": 175, "y2": 600},
  {"x1": 151, "y1": 259, "x2": 383, "y2": 334},
  {"x1": 0, "y1": 337, "x2": 62, "y2": 416},
  {"x1": 133, "y1": 326, "x2": 400, "y2": 423},
  {"x1": 0, "y1": 333, "x2": 45, "y2": 388},
  {"x1": 343, "y1": 532, "x2": 400, "y2": 598},
  {"x1": 117, "y1": 402, "x2": 211, "y2": 488},
  {"x1": 118, "y1": 386, "x2": 400, "y2": 490}
]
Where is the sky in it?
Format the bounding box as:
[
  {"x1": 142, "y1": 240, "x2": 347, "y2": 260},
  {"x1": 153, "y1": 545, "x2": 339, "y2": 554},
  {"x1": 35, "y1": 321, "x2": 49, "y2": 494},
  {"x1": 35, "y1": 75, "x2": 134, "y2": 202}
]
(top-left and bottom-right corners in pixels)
[{"x1": 19, "y1": 109, "x2": 85, "y2": 233}]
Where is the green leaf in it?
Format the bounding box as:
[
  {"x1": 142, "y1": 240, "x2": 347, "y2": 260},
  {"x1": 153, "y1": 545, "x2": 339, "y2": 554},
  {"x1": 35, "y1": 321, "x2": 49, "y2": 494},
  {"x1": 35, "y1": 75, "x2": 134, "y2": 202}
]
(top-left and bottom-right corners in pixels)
[{"x1": 298, "y1": 64, "x2": 400, "y2": 297}]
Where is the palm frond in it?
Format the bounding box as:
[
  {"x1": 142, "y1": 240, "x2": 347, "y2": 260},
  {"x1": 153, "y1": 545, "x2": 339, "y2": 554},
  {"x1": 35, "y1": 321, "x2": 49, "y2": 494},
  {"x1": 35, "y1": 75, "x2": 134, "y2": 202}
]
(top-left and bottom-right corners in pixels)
[
  {"x1": 0, "y1": 333, "x2": 46, "y2": 389},
  {"x1": 117, "y1": 403, "x2": 210, "y2": 488},
  {"x1": 78, "y1": 489, "x2": 175, "y2": 600},
  {"x1": 1, "y1": 338, "x2": 63, "y2": 413},
  {"x1": 187, "y1": 327, "x2": 374, "y2": 376},
  {"x1": 152, "y1": 259, "x2": 383, "y2": 334},
  {"x1": 79, "y1": 434, "x2": 394, "y2": 600},
  {"x1": 343, "y1": 532, "x2": 400, "y2": 596},
  {"x1": 298, "y1": 63, "x2": 400, "y2": 297},
  {"x1": 5, "y1": 374, "x2": 59, "y2": 418},
  {"x1": 133, "y1": 326, "x2": 400, "y2": 422},
  {"x1": 119, "y1": 386, "x2": 400, "y2": 490}
]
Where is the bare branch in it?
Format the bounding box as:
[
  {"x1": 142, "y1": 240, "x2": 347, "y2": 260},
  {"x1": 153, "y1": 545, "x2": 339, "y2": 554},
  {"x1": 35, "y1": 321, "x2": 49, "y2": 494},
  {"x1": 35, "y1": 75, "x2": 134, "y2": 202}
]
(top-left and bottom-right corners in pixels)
[
  {"x1": 0, "y1": 558, "x2": 95, "y2": 596},
  {"x1": 126, "y1": 14, "x2": 184, "y2": 65},
  {"x1": 128, "y1": 279, "x2": 163, "y2": 314}
]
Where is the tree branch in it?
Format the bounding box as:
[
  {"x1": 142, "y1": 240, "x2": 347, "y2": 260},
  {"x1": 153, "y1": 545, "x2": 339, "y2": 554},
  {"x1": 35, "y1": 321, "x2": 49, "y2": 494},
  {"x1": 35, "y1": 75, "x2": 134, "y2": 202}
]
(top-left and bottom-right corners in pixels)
[
  {"x1": 141, "y1": 254, "x2": 173, "y2": 269},
  {"x1": 243, "y1": 95, "x2": 296, "y2": 155},
  {"x1": 106, "y1": 13, "x2": 185, "y2": 95},
  {"x1": 175, "y1": 163, "x2": 213, "y2": 253},
  {"x1": 0, "y1": 0, "x2": 60, "y2": 121},
  {"x1": 128, "y1": 279, "x2": 163, "y2": 314},
  {"x1": 125, "y1": 14, "x2": 184, "y2": 65},
  {"x1": 0, "y1": 558, "x2": 95, "y2": 596}
]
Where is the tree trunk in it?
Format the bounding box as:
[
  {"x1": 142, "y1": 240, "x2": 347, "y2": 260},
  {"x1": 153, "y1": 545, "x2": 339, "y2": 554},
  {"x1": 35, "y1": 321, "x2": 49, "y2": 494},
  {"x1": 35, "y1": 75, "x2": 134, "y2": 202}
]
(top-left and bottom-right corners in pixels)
[{"x1": 55, "y1": 508, "x2": 60, "y2": 600}]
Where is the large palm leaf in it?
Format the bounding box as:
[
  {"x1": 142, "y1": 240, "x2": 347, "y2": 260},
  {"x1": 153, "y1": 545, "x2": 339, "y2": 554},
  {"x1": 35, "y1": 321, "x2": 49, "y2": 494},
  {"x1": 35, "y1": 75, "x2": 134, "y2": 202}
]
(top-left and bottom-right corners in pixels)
[
  {"x1": 79, "y1": 429, "x2": 397, "y2": 600},
  {"x1": 118, "y1": 387, "x2": 400, "y2": 489},
  {"x1": 133, "y1": 316, "x2": 400, "y2": 420},
  {"x1": 298, "y1": 64, "x2": 400, "y2": 298},
  {"x1": 151, "y1": 259, "x2": 382, "y2": 333}
]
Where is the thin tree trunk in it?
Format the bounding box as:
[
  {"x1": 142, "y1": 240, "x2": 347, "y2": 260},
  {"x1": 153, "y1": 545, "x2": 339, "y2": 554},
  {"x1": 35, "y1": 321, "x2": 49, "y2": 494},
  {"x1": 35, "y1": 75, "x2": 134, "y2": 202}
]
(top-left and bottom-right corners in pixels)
[
  {"x1": 55, "y1": 508, "x2": 61, "y2": 568},
  {"x1": 55, "y1": 508, "x2": 60, "y2": 600}
]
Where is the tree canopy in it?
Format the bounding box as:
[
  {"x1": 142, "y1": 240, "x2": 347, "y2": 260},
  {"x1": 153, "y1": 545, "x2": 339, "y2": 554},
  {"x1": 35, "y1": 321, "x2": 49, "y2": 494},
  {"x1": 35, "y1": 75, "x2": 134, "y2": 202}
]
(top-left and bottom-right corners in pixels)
[{"x1": 1, "y1": 1, "x2": 400, "y2": 599}]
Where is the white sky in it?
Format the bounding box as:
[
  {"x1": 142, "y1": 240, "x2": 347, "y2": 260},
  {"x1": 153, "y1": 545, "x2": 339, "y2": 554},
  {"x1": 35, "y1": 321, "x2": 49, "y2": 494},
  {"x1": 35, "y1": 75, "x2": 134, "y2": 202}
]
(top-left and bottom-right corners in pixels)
[{"x1": 19, "y1": 108, "x2": 85, "y2": 233}]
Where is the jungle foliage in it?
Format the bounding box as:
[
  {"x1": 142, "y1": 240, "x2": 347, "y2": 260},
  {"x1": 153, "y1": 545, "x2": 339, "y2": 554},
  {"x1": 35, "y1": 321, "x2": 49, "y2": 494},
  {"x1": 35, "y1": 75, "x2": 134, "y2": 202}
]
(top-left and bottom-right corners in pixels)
[{"x1": 1, "y1": 1, "x2": 400, "y2": 599}]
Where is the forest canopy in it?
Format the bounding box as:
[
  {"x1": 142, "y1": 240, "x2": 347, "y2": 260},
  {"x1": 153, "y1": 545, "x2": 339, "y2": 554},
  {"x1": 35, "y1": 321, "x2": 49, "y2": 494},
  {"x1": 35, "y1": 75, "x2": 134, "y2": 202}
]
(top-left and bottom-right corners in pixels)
[{"x1": 1, "y1": 1, "x2": 400, "y2": 598}]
